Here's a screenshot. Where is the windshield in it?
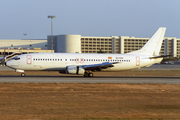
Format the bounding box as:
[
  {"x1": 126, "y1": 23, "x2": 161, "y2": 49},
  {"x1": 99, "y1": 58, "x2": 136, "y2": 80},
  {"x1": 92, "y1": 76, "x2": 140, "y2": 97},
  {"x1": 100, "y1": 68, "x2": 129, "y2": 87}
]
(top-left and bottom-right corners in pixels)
[{"x1": 12, "y1": 57, "x2": 20, "y2": 60}]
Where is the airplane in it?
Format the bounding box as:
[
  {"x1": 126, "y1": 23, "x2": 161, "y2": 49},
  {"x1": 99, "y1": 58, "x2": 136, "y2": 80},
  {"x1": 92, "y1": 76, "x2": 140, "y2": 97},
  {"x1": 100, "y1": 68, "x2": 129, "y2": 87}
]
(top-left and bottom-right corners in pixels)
[{"x1": 5, "y1": 27, "x2": 166, "y2": 77}]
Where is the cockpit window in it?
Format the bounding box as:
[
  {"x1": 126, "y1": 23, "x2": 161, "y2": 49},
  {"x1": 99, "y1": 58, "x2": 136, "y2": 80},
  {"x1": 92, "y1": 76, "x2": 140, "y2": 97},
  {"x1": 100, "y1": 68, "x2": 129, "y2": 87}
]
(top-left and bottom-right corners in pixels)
[
  {"x1": 15, "y1": 57, "x2": 20, "y2": 60},
  {"x1": 12, "y1": 57, "x2": 20, "y2": 60}
]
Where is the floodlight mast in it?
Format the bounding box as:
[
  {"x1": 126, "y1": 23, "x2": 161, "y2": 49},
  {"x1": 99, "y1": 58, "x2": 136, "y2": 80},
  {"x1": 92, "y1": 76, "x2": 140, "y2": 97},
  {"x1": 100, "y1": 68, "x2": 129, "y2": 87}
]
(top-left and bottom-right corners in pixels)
[{"x1": 47, "y1": 15, "x2": 56, "y2": 50}]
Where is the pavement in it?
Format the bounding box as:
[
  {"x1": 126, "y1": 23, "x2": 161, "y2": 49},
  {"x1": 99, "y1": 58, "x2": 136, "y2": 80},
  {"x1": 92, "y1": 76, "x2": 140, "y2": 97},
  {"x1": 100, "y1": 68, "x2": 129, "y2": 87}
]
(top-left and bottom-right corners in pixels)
[
  {"x1": 135, "y1": 64, "x2": 180, "y2": 70},
  {"x1": 1, "y1": 64, "x2": 180, "y2": 84},
  {"x1": 0, "y1": 76, "x2": 180, "y2": 84},
  {"x1": 0, "y1": 66, "x2": 14, "y2": 71}
]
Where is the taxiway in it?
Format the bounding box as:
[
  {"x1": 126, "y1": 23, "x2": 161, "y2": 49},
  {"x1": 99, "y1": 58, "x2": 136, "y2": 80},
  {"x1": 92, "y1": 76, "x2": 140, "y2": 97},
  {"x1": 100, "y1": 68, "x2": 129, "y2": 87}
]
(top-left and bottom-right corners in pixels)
[{"x1": 0, "y1": 76, "x2": 180, "y2": 84}]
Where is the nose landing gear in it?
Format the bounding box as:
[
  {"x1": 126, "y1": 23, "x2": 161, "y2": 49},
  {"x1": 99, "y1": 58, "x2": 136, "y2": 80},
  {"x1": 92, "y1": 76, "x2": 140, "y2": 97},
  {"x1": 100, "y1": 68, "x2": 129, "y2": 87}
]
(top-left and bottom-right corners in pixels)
[{"x1": 21, "y1": 73, "x2": 25, "y2": 77}]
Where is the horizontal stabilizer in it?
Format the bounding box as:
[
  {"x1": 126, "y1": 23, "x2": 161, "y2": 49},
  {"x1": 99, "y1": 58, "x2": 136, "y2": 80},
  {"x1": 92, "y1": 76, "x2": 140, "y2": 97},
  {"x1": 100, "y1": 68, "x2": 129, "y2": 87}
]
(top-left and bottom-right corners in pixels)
[{"x1": 149, "y1": 55, "x2": 173, "y2": 59}]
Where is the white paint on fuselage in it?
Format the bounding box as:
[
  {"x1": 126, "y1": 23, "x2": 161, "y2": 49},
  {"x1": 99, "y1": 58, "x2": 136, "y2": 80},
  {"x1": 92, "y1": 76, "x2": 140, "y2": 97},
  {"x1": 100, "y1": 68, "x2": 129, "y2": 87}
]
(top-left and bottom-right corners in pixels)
[{"x1": 6, "y1": 53, "x2": 160, "y2": 72}]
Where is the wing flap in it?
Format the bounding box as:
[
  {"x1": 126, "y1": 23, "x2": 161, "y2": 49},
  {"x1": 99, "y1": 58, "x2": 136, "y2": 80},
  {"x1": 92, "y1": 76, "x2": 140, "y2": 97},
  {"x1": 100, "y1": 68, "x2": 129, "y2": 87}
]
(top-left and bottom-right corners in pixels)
[{"x1": 82, "y1": 62, "x2": 119, "y2": 71}]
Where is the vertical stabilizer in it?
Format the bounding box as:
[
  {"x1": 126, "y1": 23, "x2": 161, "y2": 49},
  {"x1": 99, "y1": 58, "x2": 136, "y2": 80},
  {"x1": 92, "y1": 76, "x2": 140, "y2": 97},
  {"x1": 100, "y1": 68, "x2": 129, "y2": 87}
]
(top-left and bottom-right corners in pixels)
[{"x1": 128, "y1": 27, "x2": 166, "y2": 55}]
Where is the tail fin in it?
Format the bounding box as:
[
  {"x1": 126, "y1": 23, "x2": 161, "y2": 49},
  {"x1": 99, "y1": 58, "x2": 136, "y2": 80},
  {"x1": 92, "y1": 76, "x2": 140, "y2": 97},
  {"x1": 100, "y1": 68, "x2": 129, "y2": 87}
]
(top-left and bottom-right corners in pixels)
[{"x1": 128, "y1": 27, "x2": 166, "y2": 56}]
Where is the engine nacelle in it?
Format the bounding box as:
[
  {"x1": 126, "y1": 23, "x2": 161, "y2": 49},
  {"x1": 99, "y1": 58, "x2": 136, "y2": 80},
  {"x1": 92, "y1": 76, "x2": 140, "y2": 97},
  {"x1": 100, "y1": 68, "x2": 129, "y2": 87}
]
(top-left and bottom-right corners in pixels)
[{"x1": 66, "y1": 65, "x2": 85, "y2": 75}]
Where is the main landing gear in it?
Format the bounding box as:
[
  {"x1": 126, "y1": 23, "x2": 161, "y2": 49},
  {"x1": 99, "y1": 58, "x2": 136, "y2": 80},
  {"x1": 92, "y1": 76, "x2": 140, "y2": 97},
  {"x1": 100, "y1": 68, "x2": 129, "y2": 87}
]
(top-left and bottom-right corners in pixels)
[{"x1": 84, "y1": 71, "x2": 93, "y2": 77}]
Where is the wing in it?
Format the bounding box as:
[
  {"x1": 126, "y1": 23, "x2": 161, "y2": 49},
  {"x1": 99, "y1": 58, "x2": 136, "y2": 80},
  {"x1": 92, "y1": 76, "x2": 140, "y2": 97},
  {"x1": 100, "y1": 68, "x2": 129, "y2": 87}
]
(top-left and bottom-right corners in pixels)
[{"x1": 82, "y1": 62, "x2": 119, "y2": 71}]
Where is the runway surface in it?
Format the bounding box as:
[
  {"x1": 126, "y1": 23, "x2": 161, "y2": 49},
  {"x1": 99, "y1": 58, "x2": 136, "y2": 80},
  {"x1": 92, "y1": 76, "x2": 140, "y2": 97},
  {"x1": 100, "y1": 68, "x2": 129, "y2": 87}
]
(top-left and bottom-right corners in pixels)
[{"x1": 0, "y1": 76, "x2": 180, "y2": 84}]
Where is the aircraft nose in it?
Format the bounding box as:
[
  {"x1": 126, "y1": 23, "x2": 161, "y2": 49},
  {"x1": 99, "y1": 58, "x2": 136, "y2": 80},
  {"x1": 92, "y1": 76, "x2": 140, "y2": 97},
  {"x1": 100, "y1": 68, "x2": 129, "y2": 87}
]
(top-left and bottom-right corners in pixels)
[
  {"x1": 5, "y1": 61, "x2": 9, "y2": 66},
  {"x1": 5, "y1": 60, "x2": 11, "y2": 67}
]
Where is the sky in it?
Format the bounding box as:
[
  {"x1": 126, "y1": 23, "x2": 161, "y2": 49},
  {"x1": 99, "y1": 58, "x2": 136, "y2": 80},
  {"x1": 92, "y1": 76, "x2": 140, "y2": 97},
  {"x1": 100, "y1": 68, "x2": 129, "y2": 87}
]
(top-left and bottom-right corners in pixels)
[{"x1": 0, "y1": 0, "x2": 180, "y2": 39}]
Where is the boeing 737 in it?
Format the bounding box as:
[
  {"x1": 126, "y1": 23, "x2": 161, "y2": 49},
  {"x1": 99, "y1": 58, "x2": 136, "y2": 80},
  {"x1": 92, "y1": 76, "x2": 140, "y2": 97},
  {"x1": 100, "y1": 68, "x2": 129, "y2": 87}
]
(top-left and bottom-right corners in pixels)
[{"x1": 5, "y1": 27, "x2": 166, "y2": 77}]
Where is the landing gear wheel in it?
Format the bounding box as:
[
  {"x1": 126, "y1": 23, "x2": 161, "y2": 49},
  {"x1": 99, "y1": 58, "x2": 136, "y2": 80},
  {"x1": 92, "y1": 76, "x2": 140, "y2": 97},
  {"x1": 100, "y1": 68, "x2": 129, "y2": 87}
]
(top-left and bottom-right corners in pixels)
[
  {"x1": 21, "y1": 73, "x2": 25, "y2": 77},
  {"x1": 84, "y1": 72, "x2": 89, "y2": 77},
  {"x1": 84, "y1": 72, "x2": 94, "y2": 77},
  {"x1": 88, "y1": 73, "x2": 93, "y2": 77}
]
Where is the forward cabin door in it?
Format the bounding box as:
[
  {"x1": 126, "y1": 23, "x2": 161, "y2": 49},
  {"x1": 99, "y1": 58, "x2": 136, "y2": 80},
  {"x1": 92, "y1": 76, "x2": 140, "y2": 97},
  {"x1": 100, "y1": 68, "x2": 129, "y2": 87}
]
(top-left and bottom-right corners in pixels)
[
  {"x1": 26, "y1": 55, "x2": 32, "y2": 65},
  {"x1": 136, "y1": 56, "x2": 140, "y2": 66}
]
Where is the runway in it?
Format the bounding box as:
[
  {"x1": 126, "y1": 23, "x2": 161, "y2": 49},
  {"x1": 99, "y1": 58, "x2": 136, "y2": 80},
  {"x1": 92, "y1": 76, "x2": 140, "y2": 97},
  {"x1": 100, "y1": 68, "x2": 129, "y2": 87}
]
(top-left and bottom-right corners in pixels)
[{"x1": 0, "y1": 76, "x2": 180, "y2": 84}]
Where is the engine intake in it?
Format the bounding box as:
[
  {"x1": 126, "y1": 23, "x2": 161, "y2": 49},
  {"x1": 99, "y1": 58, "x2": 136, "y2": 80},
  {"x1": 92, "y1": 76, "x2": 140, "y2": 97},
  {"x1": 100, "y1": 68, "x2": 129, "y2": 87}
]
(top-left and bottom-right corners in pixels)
[{"x1": 66, "y1": 65, "x2": 85, "y2": 75}]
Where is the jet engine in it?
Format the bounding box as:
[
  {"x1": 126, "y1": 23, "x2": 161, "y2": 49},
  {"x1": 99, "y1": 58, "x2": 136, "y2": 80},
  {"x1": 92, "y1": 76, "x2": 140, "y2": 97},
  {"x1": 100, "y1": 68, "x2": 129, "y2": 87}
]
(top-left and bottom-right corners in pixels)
[{"x1": 66, "y1": 65, "x2": 85, "y2": 75}]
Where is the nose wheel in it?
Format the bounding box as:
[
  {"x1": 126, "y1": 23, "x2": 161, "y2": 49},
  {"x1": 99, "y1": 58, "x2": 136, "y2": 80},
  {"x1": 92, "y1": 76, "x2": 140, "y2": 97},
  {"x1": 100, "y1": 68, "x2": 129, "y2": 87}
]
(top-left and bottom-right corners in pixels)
[{"x1": 21, "y1": 73, "x2": 25, "y2": 77}]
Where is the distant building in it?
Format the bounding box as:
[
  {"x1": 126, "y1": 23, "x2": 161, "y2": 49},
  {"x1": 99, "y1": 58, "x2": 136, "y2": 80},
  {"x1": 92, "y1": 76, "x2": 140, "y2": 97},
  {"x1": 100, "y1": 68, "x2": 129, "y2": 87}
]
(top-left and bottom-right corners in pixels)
[
  {"x1": 1, "y1": 35, "x2": 180, "y2": 58},
  {"x1": 48, "y1": 34, "x2": 180, "y2": 57},
  {"x1": 0, "y1": 39, "x2": 47, "y2": 49},
  {"x1": 0, "y1": 39, "x2": 53, "y2": 56},
  {"x1": 47, "y1": 35, "x2": 81, "y2": 53}
]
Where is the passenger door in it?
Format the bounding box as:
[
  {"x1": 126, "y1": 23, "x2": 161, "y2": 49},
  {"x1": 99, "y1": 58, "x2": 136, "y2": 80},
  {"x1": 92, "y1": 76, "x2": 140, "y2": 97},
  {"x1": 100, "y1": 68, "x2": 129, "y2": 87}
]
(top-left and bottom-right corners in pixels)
[{"x1": 26, "y1": 55, "x2": 32, "y2": 65}]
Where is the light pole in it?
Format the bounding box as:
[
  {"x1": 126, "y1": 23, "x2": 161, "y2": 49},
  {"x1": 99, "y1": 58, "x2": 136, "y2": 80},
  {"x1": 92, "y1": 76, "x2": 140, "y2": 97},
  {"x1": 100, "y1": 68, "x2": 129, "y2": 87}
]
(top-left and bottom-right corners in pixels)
[{"x1": 47, "y1": 15, "x2": 56, "y2": 50}]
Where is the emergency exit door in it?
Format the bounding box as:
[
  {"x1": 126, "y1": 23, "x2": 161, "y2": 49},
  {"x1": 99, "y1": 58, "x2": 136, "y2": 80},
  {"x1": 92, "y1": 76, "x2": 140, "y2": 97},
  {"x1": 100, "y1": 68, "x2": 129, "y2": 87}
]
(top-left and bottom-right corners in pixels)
[{"x1": 136, "y1": 56, "x2": 140, "y2": 66}]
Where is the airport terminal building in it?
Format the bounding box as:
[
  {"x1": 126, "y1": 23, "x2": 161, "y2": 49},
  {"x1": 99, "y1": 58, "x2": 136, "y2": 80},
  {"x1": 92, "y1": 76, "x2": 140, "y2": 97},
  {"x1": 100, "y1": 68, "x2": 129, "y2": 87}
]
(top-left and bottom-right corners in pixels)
[
  {"x1": 0, "y1": 35, "x2": 180, "y2": 58},
  {"x1": 0, "y1": 39, "x2": 53, "y2": 56},
  {"x1": 47, "y1": 35, "x2": 180, "y2": 57}
]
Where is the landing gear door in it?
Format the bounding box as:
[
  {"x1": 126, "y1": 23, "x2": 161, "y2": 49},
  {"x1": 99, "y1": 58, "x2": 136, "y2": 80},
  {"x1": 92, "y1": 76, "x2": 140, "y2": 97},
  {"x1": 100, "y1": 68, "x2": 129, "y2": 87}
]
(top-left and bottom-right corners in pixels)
[
  {"x1": 136, "y1": 56, "x2": 140, "y2": 66},
  {"x1": 26, "y1": 55, "x2": 32, "y2": 65}
]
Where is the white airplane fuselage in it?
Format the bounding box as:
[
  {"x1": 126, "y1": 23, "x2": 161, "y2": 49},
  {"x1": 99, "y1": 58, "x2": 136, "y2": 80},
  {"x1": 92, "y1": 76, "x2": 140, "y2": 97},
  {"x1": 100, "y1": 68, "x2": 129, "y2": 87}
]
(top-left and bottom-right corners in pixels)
[{"x1": 6, "y1": 53, "x2": 162, "y2": 71}]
